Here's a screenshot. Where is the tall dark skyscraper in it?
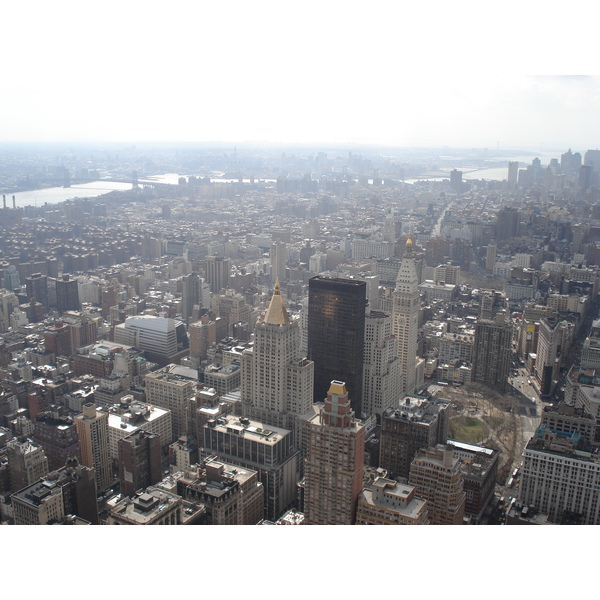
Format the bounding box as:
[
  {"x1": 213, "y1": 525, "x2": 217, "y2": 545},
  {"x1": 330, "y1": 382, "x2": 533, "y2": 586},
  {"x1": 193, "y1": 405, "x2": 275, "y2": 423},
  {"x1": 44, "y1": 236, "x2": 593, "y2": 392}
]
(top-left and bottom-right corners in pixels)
[
  {"x1": 25, "y1": 273, "x2": 48, "y2": 309},
  {"x1": 308, "y1": 276, "x2": 366, "y2": 416},
  {"x1": 181, "y1": 272, "x2": 202, "y2": 322},
  {"x1": 56, "y1": 274, "x2": 80, "y2": 312},
  {"x1": 471, "y1": 291, "x2": 512, "y2": 392}
]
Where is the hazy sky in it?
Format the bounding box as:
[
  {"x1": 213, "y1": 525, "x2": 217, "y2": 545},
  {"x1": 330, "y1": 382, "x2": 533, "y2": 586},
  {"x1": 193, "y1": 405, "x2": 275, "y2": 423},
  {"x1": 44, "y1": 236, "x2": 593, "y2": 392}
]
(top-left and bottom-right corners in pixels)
[{"x1": 2, "y1": 1, "x2": 598, "y2": 151}]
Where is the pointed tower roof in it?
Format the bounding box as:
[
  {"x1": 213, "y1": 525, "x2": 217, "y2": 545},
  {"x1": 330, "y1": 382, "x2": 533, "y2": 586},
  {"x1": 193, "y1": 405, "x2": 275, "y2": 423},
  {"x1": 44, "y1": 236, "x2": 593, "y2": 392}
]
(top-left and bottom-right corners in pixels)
[
  {"x1": 263, "y1": 279, "x2": 290, "y2": 325},
  {"x1": 395, "y1": 234, "x2": 418, "y2": 288}
]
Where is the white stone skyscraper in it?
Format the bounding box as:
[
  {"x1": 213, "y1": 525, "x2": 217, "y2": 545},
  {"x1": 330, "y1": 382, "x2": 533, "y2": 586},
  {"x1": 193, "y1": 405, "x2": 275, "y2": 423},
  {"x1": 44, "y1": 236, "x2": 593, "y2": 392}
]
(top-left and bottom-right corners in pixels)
[
  {"x1": 392, "y1": 237, "x2": 420, "y2": 396},
  {"x1": 363, "y1": 310, "x2": 401, "y2": 419},
  {"x1": 242, "y1": 281, "x2": 315, "y2": 453}
]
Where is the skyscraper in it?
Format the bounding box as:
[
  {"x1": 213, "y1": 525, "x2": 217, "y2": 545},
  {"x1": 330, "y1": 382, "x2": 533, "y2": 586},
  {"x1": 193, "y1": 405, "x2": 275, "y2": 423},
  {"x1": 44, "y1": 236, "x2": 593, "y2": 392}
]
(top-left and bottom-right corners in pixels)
[
  {"x1": 241, "y1": 281, "x2": 314, "y2": 453},
  {"x1": 25, "y1": 273, "x2": 48, "y2": 309},
  {"x1": 408, "y1": 444, "x2": 466, "y2": 525},
  {"x1": 55, "y1": 274, "x2": 80, "y2": 312},
  {"x1": 145, "y1": 364, "x2": 196, "y2": 438},
  {"x1": 379, "y1": 395, "x2": 450, "y2": 478},
  {"x1": 308, "y1": 276, "x2": 366, "y2": 416},
  {"x1": 471, "y1": 291, "x2": 512, "y2": 392},
  {"x1": 304, "y1": 381, "x2": 366, "y2": 525},
  {"x1": 270, "y1": 239, "x2": 287, "y2": 283},
  {"x1": 392, "y1": 237, "x2": 420, "y2": 396},
  {"x1": 181, "y1": 272, "x2": 203, "y2": 323},
  {"x1": 362, "y1": 310, "x2": 401, "y2": 419},
  {"x1": 204, "y1": 255, "x2": 231, "y2": 293},
  {"x1": 495, "y1": 207, "x2": 520, "y2": 240},
  {"x1": 75, "y1": 402, "x2": 112, "y2": 493},
  {"x1": 508, "y1": 161, "x2": 519, "y2": 189},
  {"x1": 118, "y1": 429, "x2": 162, "y2": 499}
]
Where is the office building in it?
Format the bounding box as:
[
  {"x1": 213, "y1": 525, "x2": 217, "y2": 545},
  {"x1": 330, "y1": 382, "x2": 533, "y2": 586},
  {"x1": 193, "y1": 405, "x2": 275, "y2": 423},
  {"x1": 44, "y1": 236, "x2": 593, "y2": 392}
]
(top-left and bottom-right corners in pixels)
[
  {"x1": 175, "y1": 457, "x2": 264, "y2": 525},
  {"x1": 44, "y1": 322, "x2": 72, "y2": 359},
  {"x1": 181, "y1": 272, "x2": 207, "y2": 323},
  {"x1": 446, "y1": 440, "x2": 499, "y2": 523},
  {"x1": 495, "y1": 207, "x2": 520, "y2": 239},
  {"x1": 189, "y1": 315, "x2": 221, "y2": 361},
  {"x1": 485, "y1": 241, "x2": 496, "y2": 273},
  {"x1": 540, "y1": 403, "x2": 596, "y2": 446},
  {"x1": 392, "y1": 237, "x2": 420, "y2": 396},
  {"x1": 580, "y1": 319, "x2": 600, "y2": 370},
  {"x1": 204, "y1": 255, "x2": 231, "y2": 293},
  {"x1": 75, "y1": 403, "x2": 112, "y2": 493},
  {"x1": 308, "y1": 276, "x2": 366, "y2": 416},
  {"x1": 363, "y1": 310, "x2": 401, "y2": 419},
  {"x1": 6, "y1": 438, "x2": 49, "y2": 493},
  {"x1": 519, "y1": 426, "x2": 600, "y2": 524},
  {"x1": 213, "y1": 290, "x2": 252, "y2": 333},
  {"x1": 203, "y1": 361, "x2": 241, "y2": 396},
  {"x1": 202, "y1": 414, "x2": 299, "y2": 522},
  {"x1": 25, "y1": 273, "x2": 48, "y2": 309},
  {"x1": 106, "y1": 487, "x2": 182, "y2": 525},
  {"x1": 144, "y1": 364, "x2": 196, "y2": 439},
  {"x1": 241, "y1": 281, "x2": 314, "y2": 448},
  {"x1": 535, "y1": 317, "x2": 573, "y2": 397},
  {"x1": 114, "y1": 315, "x2": 189, "y2": 366},
  {"x1": 32, "y1": 410, "x2": 81, "y2": 472},
  {"x1": 55, "y1": 275, "x2": 80, "y2": 312},
  {"x1": 355, "y1": 477, "x2": 429, "y2": 525},
  {"x1": 471, "y1": 291, "x2": 512, "y2": 392},
  {"x1": 11, "y1": 458, "x2": 98, "y2": 525},
  {"x1": 304, "y1": 381, "x2": 366, "y2": 525},
  {"x1": 270, "y1": 239, "x2": 287, "y2": 283},
  {"x1": 379, "y1": 395, "x2": 450, "y2": 478},
  {"x1": 408, "y1": 444, "x2": 466, "y2": 525},
  {"x1": 508, "y1": 161, "x2": 519, "y2": 189},
  {"x1": 118, "y1": 430, "x2": 162, "y2": 499}
]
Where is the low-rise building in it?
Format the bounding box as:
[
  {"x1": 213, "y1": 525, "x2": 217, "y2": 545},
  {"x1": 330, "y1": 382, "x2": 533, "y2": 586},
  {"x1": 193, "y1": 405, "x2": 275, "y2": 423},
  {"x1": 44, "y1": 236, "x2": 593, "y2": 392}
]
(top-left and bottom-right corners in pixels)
[
  {"x1": 11, "y1": 459, "x2": 98, "y2": 525},
  {"x1": 356, "y1": 477, "x2": 429, "y2": 525},
  {"x1": 106, "y1": 487, "x2": 182, "y2": 525},
  {"x1": 175, "y1": 457, "x2": 264, "y2": 525}
]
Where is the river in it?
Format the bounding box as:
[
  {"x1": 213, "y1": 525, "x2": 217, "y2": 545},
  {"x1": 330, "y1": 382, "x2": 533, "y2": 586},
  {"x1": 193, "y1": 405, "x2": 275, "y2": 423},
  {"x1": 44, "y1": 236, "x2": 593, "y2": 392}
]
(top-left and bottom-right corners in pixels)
[{"x1": 7, "y1": 181, "x2": 136, "y2": 208}]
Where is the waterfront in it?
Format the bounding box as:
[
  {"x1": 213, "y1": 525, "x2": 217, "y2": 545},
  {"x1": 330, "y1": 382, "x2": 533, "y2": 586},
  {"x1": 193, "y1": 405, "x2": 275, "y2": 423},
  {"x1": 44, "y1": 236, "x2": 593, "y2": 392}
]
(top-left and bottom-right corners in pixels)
[{"x1": 7, "y1": 181, "x2": 135, "y2": 208}]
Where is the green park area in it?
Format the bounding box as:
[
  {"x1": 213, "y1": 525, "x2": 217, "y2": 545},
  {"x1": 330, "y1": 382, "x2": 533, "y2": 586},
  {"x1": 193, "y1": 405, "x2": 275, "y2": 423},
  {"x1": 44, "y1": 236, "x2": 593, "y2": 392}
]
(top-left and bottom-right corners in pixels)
[{"x1": 449, "y1": 416, "x2": 489, "y2": 445}]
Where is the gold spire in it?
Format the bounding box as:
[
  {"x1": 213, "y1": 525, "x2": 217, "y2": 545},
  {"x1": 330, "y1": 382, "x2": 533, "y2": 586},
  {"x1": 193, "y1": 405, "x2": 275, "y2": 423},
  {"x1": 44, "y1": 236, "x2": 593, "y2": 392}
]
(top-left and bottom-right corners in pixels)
[{"x1": 263, "y1": 279, "x2": 290, "y2": 325}]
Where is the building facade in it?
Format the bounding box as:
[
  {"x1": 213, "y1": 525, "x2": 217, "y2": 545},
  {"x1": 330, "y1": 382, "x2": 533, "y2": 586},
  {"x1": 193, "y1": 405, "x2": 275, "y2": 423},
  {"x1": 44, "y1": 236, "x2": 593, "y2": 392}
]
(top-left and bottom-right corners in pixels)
[
  {"x1": 304, "y1": 381, "x2": 365, "y2": 525},
  {"x1": 308, "y1": 276, "x2": 366, "y2": 416},
  {"x1": 408, "y1": 444, "x2": 466, "y2": 525},
  {"x1": 392, "y1": 238, "x2": 420, "y2": 396},
  {"x1": 75, "y1": 403, "x2": 112, "y2": 493}
]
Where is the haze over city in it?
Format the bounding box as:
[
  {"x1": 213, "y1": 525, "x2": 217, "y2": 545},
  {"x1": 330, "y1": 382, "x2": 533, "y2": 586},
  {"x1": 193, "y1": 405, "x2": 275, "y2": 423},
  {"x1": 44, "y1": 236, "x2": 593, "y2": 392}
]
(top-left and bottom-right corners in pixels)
[{"x1": 2, "y1": 2, "x2": 599, "y2": 149}]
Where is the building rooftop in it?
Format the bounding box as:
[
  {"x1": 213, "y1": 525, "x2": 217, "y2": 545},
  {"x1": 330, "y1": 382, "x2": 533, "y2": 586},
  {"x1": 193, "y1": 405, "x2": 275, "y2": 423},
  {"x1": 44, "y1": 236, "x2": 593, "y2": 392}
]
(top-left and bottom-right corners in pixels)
[{"x1": 207, "y1": 414, "x2": 289, "y2": 445}]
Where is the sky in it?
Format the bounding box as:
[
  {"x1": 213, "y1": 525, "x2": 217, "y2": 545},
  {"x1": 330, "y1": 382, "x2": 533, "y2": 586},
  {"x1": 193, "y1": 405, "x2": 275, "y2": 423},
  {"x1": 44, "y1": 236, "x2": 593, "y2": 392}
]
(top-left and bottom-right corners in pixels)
[{"x1": 2, "y1": 1, "x2": 599, "y2": 152}]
